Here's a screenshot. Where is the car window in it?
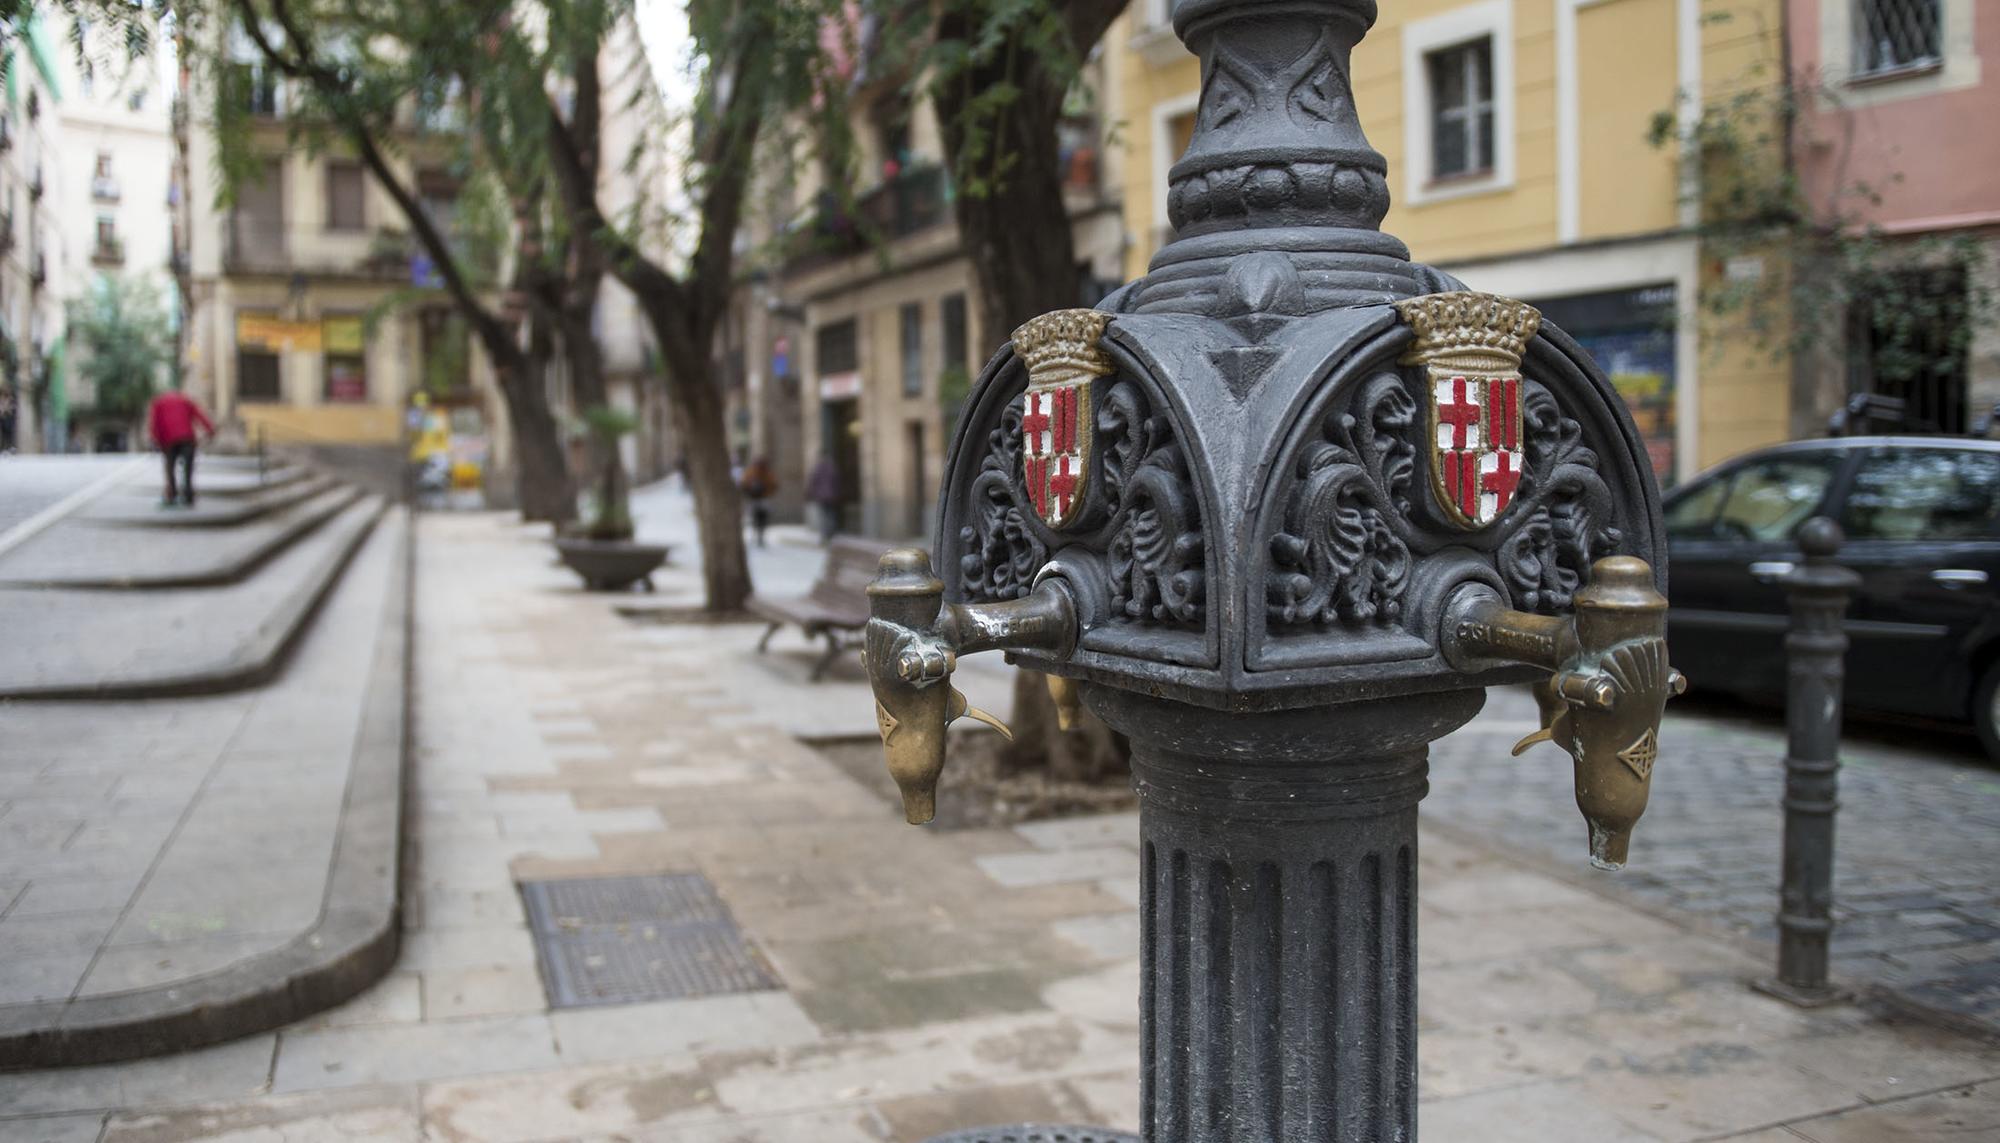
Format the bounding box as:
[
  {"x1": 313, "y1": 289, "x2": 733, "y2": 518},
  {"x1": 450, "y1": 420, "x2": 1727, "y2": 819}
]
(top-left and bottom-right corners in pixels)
[
  {"x1": 1843, "y1": 447, "x2": 2000, "y2": 541},
  {"x1": 1664, "y1": 478, "x2": 1728, "y2": 539},
  {"x1": 1711, "y1": 456, "x2": 1838, "y2": 542}
]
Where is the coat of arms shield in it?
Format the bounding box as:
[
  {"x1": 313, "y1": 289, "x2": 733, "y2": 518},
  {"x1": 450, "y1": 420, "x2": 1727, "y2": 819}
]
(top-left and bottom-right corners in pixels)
[
  {"x1": 1395, "y1": 293, "x2": 1542, "y2": 531},
  {"x1": 1012, "y1": 309, "x2": 1114, "y2": 531}
]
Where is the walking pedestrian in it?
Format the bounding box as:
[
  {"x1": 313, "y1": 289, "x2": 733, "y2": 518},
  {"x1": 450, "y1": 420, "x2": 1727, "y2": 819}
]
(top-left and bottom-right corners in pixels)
[
  {"x1": 806, "y1": 454, "x2": 842, "y2": 544},
  {"x1": 147, "y1": 386, "x2": 215, "y2": 507},
  {"x1": 740, "y1": 454, "x2": 775, "y2": 548}
]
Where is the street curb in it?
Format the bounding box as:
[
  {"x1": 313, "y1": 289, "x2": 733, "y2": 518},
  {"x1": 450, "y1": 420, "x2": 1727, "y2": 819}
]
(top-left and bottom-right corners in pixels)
[
  {"x1": 0, "y1": 495, "x2": 385, "y2": 701},
  {"x1": 0, "y1": 485, "x2": 365, "y2": 590},
  {"x1": 0, "y1": 508, "x2": 412, "y2": 1069}
]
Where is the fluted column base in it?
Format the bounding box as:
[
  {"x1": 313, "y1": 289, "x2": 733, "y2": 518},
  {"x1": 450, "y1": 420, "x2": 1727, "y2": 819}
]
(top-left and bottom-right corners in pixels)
[{"x1": 1090, "y1": 687, "x2": 1484, "y2": 1143}]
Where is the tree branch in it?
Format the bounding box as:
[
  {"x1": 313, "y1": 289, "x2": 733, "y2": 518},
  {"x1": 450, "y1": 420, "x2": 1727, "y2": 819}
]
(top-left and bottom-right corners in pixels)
[{"x1": 235, "y1": 0, "x2": 518, "y2": 367}]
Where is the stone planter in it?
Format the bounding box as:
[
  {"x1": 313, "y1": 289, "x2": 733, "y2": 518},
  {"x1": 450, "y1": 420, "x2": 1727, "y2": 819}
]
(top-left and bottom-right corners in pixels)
[{"x1": 553, "y1": 538, "x2": 670, "y2": 592}]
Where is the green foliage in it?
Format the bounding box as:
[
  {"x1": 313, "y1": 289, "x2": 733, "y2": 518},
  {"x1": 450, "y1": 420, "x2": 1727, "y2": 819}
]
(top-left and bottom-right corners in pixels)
[
  {"x1": 67, "y1": 273, "x2": 174, "y2": 422},
  {"x1": 1652, "y1": 67, "x2": 1993, "y2": 383},
  {"x1": 581, "y1": 403, "x2": 639, "y2": 441},
  {"x1": 866, "y1": 0, "x2": 1099, "y2": 200}
]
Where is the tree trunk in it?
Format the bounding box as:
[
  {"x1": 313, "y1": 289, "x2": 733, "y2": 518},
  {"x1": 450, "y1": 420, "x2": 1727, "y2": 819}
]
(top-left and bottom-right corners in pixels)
[
  {"x1": 934, "y1": 10, "x2": 1128, "y2": 779},
  {"x1": 490, "y1": 352, "x2": 573, "y2": 525},
  {"x1": 659, "y1": 341, "x2": 752, "y2": 612}
]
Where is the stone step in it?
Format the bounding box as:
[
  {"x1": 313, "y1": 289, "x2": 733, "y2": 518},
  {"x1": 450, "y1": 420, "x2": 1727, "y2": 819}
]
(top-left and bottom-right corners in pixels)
[
  {"x1": 86, "y1": 471, "x2": 339, "y2": 527},
  {"x1": 110, "y1": 461, "x2": 318, "y2": 498},
  {"x1": 0, "y1": 507, "x2": 409, "y2": 1066},
  {"x1": 0, "y1": 494, "x2": 385, "y2": 699},
  {"x1": 0, "y1": 484, "x2": 365, "y2": 588}
]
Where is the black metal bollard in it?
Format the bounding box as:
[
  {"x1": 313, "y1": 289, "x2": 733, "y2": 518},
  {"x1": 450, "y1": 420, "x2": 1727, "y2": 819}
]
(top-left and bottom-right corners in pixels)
[{"x1": 1757, "y1": 517, "x2": 1859, "y2": 1005}]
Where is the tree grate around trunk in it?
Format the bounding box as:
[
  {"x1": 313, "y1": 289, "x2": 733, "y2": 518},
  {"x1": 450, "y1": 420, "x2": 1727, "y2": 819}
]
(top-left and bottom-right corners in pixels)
[{"x1": 519, "y1": 872, "x2": 779, "y2": 1008}]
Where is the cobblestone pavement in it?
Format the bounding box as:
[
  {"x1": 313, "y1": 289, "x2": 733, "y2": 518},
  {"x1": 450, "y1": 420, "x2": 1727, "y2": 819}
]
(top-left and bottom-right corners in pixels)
[
  {"x1": 1427, "y1": 685, "x2": 2000, "y2": 1033},
  {"x1": 0, "y1": 456, "x2": 134, "y2": 544},
  {"x1": 1, "y1": 497, "x2": 1994, "y2": 1141}
]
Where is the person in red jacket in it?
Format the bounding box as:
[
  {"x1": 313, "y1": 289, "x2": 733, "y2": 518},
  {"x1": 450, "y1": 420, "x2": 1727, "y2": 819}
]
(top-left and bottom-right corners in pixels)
[{"x1": 147, "y1": 387, "x2": 215, "y2": 507}]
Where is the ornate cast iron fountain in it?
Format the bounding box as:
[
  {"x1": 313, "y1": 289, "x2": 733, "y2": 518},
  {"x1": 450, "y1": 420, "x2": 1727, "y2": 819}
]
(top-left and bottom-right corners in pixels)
[{"x1": 863, "y1": 0, "x2": 1684, "y2": 1138}]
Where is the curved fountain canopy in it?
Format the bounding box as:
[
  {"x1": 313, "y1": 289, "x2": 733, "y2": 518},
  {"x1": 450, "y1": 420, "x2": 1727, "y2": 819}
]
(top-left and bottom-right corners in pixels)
[{"x1": 935, "y1": 0, "x2": 1665, "y2": 712}]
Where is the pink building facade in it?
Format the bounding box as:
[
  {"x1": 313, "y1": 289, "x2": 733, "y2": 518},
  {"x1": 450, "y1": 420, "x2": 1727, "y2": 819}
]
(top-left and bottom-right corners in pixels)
[{"x1": 1786, "y1": 0, "x2": 2000, "y2": 433}]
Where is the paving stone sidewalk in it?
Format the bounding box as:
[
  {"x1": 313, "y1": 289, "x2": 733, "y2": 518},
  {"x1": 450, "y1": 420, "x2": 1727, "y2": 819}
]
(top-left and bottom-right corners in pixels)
[
  {"x1": 2, "y1": 498, "x2": 1995, "y2": 1141},
  {"x1": 1427, "y1": 685, "x2": 2000, "y2": 1035}
]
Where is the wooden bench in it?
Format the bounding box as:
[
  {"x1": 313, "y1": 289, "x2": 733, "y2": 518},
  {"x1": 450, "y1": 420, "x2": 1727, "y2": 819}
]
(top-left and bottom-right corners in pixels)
[{"x1": 746, "y1": 536, "x2": 887, "y2": 681}]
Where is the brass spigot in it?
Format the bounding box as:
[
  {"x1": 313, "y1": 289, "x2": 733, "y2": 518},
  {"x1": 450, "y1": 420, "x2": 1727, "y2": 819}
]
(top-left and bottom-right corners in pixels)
[
  {"x1": 1441, "y1": 556, "x2": 1686, "y2": 870},
  {"x1": 864, "y1": 549, "x2": 1078, "y2": 823}
]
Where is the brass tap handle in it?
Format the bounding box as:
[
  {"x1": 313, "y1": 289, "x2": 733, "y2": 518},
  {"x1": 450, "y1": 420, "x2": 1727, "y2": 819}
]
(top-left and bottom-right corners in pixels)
[
  {"x1": 1442, "y1": 556, "x2": 1687, "y2": 870},
  {"x1": 863, "y1": 548, "x2": 1078, "y2": 824}
]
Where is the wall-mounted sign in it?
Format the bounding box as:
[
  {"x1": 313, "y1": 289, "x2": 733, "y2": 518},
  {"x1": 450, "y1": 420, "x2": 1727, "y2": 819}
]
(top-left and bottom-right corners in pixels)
[
  {"x1": 236, "y1": 312, "x2": 322, "y2": 353},
  {"x1": 323, "y1": 315, "x2": 365, "y2": 356},
  {"x1": 818, "y1": 371, "x2": 861, "y2": 401}
]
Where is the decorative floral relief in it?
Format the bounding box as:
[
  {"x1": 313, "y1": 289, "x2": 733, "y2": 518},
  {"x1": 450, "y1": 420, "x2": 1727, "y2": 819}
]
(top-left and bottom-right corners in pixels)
[
  {"x1": 1267, "y1": 372, "x2": 1417, "y2": 626},
  {"x1": 958, "y1": 399, "x2": 1048, "y2": 602},
  {"x1": 1266, "y1": 371, "x2": 1619, "y2": 628},
  {"x1": 1099, "y1": 380, "x2": 1205, "y2": 624},
  {"x1": 957, "y1": 378, "x2": 1206, "y2": 626},
  {"x1": 1496, "y1": 380, "x2": 1620, "y2": 613}
]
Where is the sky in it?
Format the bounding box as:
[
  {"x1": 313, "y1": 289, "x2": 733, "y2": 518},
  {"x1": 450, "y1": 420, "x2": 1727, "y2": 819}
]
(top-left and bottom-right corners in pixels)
[{"x1": 633, "y1": 0, "x2": 695, "y2": 106}]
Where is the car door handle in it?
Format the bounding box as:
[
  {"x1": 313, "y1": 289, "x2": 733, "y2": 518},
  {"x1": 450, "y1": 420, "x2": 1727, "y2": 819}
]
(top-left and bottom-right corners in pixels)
[
  {"x1": 1749, "y1": 561, "x2": 1795, "y2": 583},
  {"x1": 1931, "y1": 569, "x2": 1989, "y2": 589}
]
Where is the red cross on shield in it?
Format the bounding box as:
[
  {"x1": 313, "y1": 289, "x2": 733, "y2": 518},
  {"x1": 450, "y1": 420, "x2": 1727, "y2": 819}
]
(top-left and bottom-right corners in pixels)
[
  {"x1": 1430, "y1": 373, "x2": 1525, "y2": 528},
  {"x1": 1021, "y1": 378, "x2": 1092, "y2": 529}
]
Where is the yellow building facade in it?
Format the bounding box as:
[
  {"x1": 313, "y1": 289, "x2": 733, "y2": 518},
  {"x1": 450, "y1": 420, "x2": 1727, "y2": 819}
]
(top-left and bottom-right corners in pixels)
[
  {"x1": 1119, "y1": 0, "x2": 1794, "y2": 482},
  {"x1": 182, "y1": 73, "x2": 512, "y2": 488}
]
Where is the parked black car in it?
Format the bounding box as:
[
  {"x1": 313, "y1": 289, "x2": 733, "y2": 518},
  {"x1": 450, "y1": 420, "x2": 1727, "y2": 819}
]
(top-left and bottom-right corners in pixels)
[{"x1": 1663, "y1": 436, "x2": 2000, "y2": 758}]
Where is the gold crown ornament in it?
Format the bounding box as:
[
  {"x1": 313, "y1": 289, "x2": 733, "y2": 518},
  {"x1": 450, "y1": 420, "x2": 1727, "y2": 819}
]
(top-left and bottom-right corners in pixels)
[
  {"x1": 1011, "y1": 310, "x2": 1116, "y2": 387},
  {"x1": 1394, "y1": 292, "x2": 1542, "y2": 373}
]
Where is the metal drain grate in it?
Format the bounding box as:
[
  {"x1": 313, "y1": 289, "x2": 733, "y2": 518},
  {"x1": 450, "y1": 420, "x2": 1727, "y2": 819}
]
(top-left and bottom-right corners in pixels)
[{"x1": 519, "y1": 872, "x2": 779, "y2": 1008}]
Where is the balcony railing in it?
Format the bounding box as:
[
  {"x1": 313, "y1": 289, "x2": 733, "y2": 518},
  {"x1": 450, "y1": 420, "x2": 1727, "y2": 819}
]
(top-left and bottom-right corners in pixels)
[
  {"x1": 92, "y1": 176, "x2": 120, "y2": 203},
  {"x1": 223, "y1": 220, "x2": 495, "y2": 283},
  {"x1": 92, "y1": 237, "x2": 125, "y2": 266},
  {"x1": 782, "y1": 164, "x2": 950, "y2": 275},
  {"x1": 29, "y1": 252, "x2": 45, "y2": 287},
  {"x1": 28, "y1": 167, "x2": 43, "y2": 201}
]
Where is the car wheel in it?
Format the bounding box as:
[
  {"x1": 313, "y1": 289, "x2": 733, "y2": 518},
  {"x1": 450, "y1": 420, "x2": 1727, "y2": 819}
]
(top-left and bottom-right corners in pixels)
[{"x1": 1974, "y1": 661, "x2": 2000, "y2": 763}]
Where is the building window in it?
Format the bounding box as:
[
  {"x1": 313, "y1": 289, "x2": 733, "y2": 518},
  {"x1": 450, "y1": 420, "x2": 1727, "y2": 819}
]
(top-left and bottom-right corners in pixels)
[
  {"x1": 92, "y1": 152, "x2": 119, "y2": 202},
  {"x1": 900, "y1": 303, "x2": 923, "y2": 397},
  {"x1": 816, "y1": 318, "x2": 859, "y2": 377},
  {"x1": 92, "y1": 214, "x2": 123, "y2": 265},
  {"x1": 1426, "y1": 39, "x2": 1494, "y2": 181},
  {"x1": 326, "y1": 161, "x2": 366, "y2": 231},
  {"x1": 1853, "y1": 0, "x2": 1942, "y2": 76},
  {"x1": 238, "y1": 349, "x2": 281, "y2": 402},
  {"x1": 942, "y1": 293, "x2": 968, "y2": 376},
  {"x1": 416, "y1": 169, "x2": 459, "y2": 235},
  {"x1": 1402, "y1": 1, "x2": 1512, "y2": 204}
]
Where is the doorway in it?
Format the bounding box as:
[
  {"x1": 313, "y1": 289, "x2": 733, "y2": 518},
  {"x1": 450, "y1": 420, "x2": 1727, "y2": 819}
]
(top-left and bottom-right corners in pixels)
[{"x1": 822, "y1": 398, "x2": 861, "y2": 536}]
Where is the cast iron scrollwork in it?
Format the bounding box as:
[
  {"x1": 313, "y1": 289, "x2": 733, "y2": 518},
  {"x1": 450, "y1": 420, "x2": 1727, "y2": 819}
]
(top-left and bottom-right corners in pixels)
[
  {"x1": 1100, "y1": 380, "x2": 1205, "y2": 624},
  {"x1": 958, "y1": 399, "x2": 1049, "y2": 602},
  {"x1": 1496, "y1": 379, "x2": 1621, "y2": 613},
  {"x1": 1267, "y1": 371, "x2": 1417, "y2": 626}
]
